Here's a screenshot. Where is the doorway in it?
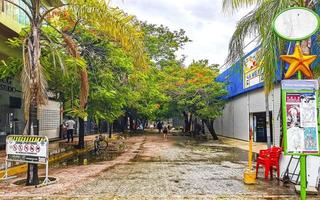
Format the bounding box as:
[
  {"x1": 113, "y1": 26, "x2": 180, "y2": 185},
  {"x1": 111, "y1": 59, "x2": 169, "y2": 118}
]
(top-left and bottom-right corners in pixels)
[{"x1": 253, "y1": 112, "x2": 273, "y2": 143}]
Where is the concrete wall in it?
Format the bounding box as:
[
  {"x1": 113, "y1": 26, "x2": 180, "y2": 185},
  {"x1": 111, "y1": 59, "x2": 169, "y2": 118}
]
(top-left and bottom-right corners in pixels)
[{"x1": 214, "y1": 84, "x2": 281, "y2": 146}]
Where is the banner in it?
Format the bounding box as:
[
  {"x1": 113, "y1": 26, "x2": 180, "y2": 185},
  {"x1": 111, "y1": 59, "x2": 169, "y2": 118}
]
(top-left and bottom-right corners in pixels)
[
  {"x1": 6, "y1": 135, "x2": 49, "y2": 164},
  {"x1": 282, "y1": 80, "x2": 319, "y2": 155}
]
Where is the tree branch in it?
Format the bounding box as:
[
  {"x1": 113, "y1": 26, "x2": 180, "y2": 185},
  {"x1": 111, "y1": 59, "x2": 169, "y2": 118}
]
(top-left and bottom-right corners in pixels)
[{"x1": 40, "y1": 3, "x2": 68, "y2": 23}]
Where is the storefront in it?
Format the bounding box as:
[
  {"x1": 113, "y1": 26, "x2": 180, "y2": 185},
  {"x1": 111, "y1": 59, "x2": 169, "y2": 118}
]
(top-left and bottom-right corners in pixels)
[
  {"x1": 0, "y1": 78, "x2": 24, "y2": 147},
  {"x1": 0, "y1": 77, "x2": 62, "y2": 148},
  {"x1": 214, "y1": 47, "x2": 281, "y2": 146}
]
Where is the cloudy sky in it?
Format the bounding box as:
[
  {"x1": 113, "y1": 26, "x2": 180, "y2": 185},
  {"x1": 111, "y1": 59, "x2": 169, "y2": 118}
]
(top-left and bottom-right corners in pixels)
[{"x1": 110, "y1": 0, "x2": 255, "y2": 67}]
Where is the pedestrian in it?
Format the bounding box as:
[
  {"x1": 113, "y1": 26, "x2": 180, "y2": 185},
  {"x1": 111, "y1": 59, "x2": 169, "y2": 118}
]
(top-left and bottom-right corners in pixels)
[
  {"x1": 62, "y1": 122, "x2": 67, "y2": 139},
  {"x1": 65, "y1": 117, "x2": 76, "y2": 143},
  {"x1": 157, "y1": 121, "x2": 163, "y2": 134},
  {"x1": 163, "y1": 126, "x2": 168, "y2": 139}
]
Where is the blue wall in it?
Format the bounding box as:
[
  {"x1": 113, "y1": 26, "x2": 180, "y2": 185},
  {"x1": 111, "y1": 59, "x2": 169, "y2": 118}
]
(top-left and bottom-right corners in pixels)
[
  {"x1": 218, "y1": 35, "x2": 320, "y2": 99},
  {"x1": 217, "y1": 47, "x2": 268, "y2": 99}
]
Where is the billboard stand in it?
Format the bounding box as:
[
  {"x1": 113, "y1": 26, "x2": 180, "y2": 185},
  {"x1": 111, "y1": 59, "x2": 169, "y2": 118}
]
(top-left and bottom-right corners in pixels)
[
  {"x1": 36, "y1": 159, "x2": 55, "y2": 187},
  {"x1": 2, "y1": 135, "x2": 54, "y2": 186}
]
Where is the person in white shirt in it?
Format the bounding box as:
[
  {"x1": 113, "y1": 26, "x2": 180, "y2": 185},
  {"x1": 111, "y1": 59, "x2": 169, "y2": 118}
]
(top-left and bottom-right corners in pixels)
[{"x1": 65, "y1": 117, "x2": 76, "y2": 143}]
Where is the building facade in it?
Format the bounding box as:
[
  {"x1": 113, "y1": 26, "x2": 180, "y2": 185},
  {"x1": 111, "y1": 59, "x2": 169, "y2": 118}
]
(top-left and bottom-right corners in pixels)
[
  {"x1": 214, "y1": 47, "x2": 282, "y2": 146},
  {"x1": 215, "y1": 35, "x2": 320, "y2": 187},
  {"x1": 0, "y1": 0, "x2": 62, "y2": 147}
]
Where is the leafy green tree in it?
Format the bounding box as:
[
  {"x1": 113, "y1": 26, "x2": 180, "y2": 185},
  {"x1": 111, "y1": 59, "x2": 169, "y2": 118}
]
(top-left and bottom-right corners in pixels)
[
  {"x1": 3, "y1": 0, "x2": 146, "y2": 185},
  {"x1": 140, "y1": 22, "x2": 190, "y2": 68}
]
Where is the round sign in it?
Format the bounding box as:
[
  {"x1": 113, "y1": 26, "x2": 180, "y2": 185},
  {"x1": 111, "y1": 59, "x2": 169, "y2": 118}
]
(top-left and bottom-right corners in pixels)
[{"x1": 273, "y1": 7, "x2": 319, "y2": 41}]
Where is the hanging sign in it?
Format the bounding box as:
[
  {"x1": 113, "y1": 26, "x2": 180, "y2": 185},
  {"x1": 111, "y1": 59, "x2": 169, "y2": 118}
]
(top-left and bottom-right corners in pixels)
[
  {"x1": 282, "y1": 80, "x2": 319, "y2": 155},
  {"x1": 6, "y1": 135, "x2": 49, "y2": 164},
  {"x1": 273, "y1": 7, "x2": 320, "y2": 41}
]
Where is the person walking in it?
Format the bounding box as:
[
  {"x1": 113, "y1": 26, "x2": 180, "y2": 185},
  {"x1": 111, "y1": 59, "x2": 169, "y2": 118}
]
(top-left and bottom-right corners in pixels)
[
  {"x1": 157, "y1": 121, "x2": 163, "y2": 134},
  {"x1": 163, "y1": 126, "x2": 168, "y2": 140},
  {"x1": 66, "y1": 117, "x2": 76, "y2": 143}
]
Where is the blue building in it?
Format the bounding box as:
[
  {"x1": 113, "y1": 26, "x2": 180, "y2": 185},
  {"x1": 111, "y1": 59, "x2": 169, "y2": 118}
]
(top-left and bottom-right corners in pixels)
[
  {"x1": 214, "y1": 46, "x2": 282, "y2": 146},
  {"x1": 215, "y1": 34, "x2": 320, "y2": 146},
  {"x1": 214, "y1": 40, "x2": 320, "y2": 188}
]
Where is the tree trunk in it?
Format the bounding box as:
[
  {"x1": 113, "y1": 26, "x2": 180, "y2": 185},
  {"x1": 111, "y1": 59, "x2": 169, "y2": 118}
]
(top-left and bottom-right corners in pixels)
[
  {"x1": 78, "y1": 117, "x2": 85, "y2": 149},
  {"x1": 122, "y1": 115, "x2": 127, "y2": 133},
  {"x1": 265, "y1": 94, "x2": 271, "y2": 148},
  {"x1": 203, "y1": 119, "x2": 218, "y2": 140},
  {"x1": 26, "y1": 104, "x2": 39, "y2": 185},
  {"x1": 109, "y1": 122, "x2": 113, "y2": 138},
  {"x1": 201, "y1": 120, "x2": 205, "y2": 135},
  {"x1": 26, "y1": 6, "x2": 42, "y2": 185},
  {"x1": 129, "y1": 117, "x2": 134, "y2": 131}
]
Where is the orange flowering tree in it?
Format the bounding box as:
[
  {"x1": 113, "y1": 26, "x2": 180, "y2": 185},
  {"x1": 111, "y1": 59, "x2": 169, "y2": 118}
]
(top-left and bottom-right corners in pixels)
[{"x1": 159, "y1": 60, "x2": 227, "y2": 139}]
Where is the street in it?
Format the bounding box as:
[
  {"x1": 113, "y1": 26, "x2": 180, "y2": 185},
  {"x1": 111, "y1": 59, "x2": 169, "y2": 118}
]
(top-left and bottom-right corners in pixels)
[{"x1": 0, "y1": 132, "x2": 301, "y2": 199}]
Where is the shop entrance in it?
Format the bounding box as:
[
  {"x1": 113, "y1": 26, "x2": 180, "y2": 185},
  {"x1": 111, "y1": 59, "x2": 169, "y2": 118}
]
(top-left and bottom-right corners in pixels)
[{"x1": 253, "y1": 112, "x2": 273, "y2": 143}]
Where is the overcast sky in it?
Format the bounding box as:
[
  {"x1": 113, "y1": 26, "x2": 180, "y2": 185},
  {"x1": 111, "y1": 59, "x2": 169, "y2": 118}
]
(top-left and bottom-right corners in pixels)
[{"x1": 110, "y1": 0, "x2": 255, "y2": 67}]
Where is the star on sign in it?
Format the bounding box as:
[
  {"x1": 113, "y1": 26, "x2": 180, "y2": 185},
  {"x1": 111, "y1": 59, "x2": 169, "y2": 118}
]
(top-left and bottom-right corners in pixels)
[{"x1": 280, "y1": 44, "x2": 317, "y2": 79}]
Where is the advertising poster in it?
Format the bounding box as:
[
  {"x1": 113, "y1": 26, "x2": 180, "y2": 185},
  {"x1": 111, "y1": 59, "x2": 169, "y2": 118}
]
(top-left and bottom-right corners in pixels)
[
  {"x1": 300, "y1": 93, "x2": 317, "y2": 127},
  {"x1": 243, "y1": 52, "x2": 263, "y2": 89},
  {"x1": 6, "y1": 135, "x2": 49, "y2": 164}
]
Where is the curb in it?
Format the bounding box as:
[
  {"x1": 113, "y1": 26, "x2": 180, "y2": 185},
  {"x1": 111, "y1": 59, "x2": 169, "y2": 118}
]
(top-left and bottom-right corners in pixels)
[{"x1": 0, "y1": 145, "x2": 93, "y2": 178}]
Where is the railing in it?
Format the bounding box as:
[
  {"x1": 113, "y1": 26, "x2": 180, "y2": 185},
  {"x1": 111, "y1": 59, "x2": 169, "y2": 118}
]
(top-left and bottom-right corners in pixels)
[{"x1": 0, "y1": 0, "x2": 28, "y2": 25}]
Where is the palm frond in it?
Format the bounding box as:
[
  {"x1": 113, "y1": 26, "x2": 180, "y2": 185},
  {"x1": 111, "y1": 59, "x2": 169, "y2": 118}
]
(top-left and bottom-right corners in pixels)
[
  {"x1": 67, "y1": 0, "x2": 147, "y2": 69},
  {"x1": 224, "y1": 0, "x2": 295, "y2": 94},
  {"x1": 62, "y1": 33, "x2": 89, "y2": 110},
  {"x1": 22, "y1": 37, "x2": 48, "y2": 120},
  {"x1": 222, "y1": 0, "x2": 262, "y2": 13}
]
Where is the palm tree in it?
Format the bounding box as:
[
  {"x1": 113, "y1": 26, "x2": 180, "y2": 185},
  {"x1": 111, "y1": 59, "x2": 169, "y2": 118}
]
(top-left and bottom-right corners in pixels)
[
  {"x1": 4, "y1": 0, "x2": 146, "y2": 185},
  {"x1": 222, "y1": 0, "x2": 316, "y2": 147}
]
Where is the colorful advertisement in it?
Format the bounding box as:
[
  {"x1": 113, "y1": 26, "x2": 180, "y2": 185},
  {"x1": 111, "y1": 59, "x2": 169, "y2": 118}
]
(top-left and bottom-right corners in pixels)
[
  {"x1": 6, "y1": 135, "x2": 49, "y2": 164},
  {"x1": 282, "y1": 80, "x2": 319, "y2": 155},
  {"x1": 243, "y1": 52, "x2": 263, "y2": 89}
]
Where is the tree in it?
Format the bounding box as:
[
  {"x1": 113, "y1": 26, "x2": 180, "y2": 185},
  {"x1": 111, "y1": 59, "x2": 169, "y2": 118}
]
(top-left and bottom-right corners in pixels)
[
  {"x1": 48, "y1": 5, "x2": 146, "y2": 148},
  {"x1": 159, "y1": 60, "x2": 227, "y2": 138},
  {"x1": 222, "y1": 0, "x2": 315, "y2": 147},
  {"x1": 3, "y1": 0, "x2": 146, "y2": 185},
  {"x1": 140, "y1": 22, "x2": 190, "y2": 68}
]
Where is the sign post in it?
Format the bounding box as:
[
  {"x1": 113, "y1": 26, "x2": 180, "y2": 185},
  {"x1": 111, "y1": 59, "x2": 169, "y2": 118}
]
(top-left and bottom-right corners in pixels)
[
  {"x1": 273, "y1": 7, "x2": 320, "y2": 200},
  {"x1": 2, "y1": 135, "x2": 52, "y2": 186}
]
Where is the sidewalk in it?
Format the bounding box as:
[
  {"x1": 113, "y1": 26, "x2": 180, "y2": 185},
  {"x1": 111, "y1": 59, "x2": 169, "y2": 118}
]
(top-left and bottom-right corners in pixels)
[
  {"x1": 0, "y1": 135, "x2": 146, "y2": 198},
  {"x1": 218, "y1": 136, "x2": 267, "y2": 153},
  {"x1": 0, "y1": 134, "x2": 99, "y2": 175}
]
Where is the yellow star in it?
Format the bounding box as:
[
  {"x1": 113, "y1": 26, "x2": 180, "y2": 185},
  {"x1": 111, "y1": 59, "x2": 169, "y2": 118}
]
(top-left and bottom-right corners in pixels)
[{"x1": 280, "y1": 44, "x2": 317, "y2": 79}]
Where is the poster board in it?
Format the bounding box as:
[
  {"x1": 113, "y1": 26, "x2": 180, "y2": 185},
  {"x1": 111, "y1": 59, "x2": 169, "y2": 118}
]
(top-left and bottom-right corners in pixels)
[
  {"x1": 281, "y1": 80, "x2": 320, "y2": 155},
  {"x1": 6, "y1": 135, "x2": 49, "y2": 164}
]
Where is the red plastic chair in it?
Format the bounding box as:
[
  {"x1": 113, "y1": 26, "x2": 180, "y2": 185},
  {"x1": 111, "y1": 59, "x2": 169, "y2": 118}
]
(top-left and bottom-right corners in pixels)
[
  {"x1": 269, "y1": 147, "x2": 282, "y2": 179},
  {"x1": 256, "y1": 146, "x2": 282, "y2": 180}
]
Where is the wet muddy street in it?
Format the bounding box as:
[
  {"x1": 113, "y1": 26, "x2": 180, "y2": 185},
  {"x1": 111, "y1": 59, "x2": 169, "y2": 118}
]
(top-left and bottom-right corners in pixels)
[{"x1": 66, "y1": 134, "x2": 299, "y2": 199}]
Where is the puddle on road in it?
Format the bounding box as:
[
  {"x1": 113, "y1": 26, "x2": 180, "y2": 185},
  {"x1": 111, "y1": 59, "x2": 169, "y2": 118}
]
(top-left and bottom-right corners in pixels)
[{"x1": 50, "y1": 150, "x2": 121, "y2": 168}]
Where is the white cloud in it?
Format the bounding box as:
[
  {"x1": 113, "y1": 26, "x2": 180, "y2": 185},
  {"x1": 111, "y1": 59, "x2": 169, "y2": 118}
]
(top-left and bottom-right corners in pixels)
[{"x1": 110, "y1": 0, "x2": 255, "y2": 67}]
